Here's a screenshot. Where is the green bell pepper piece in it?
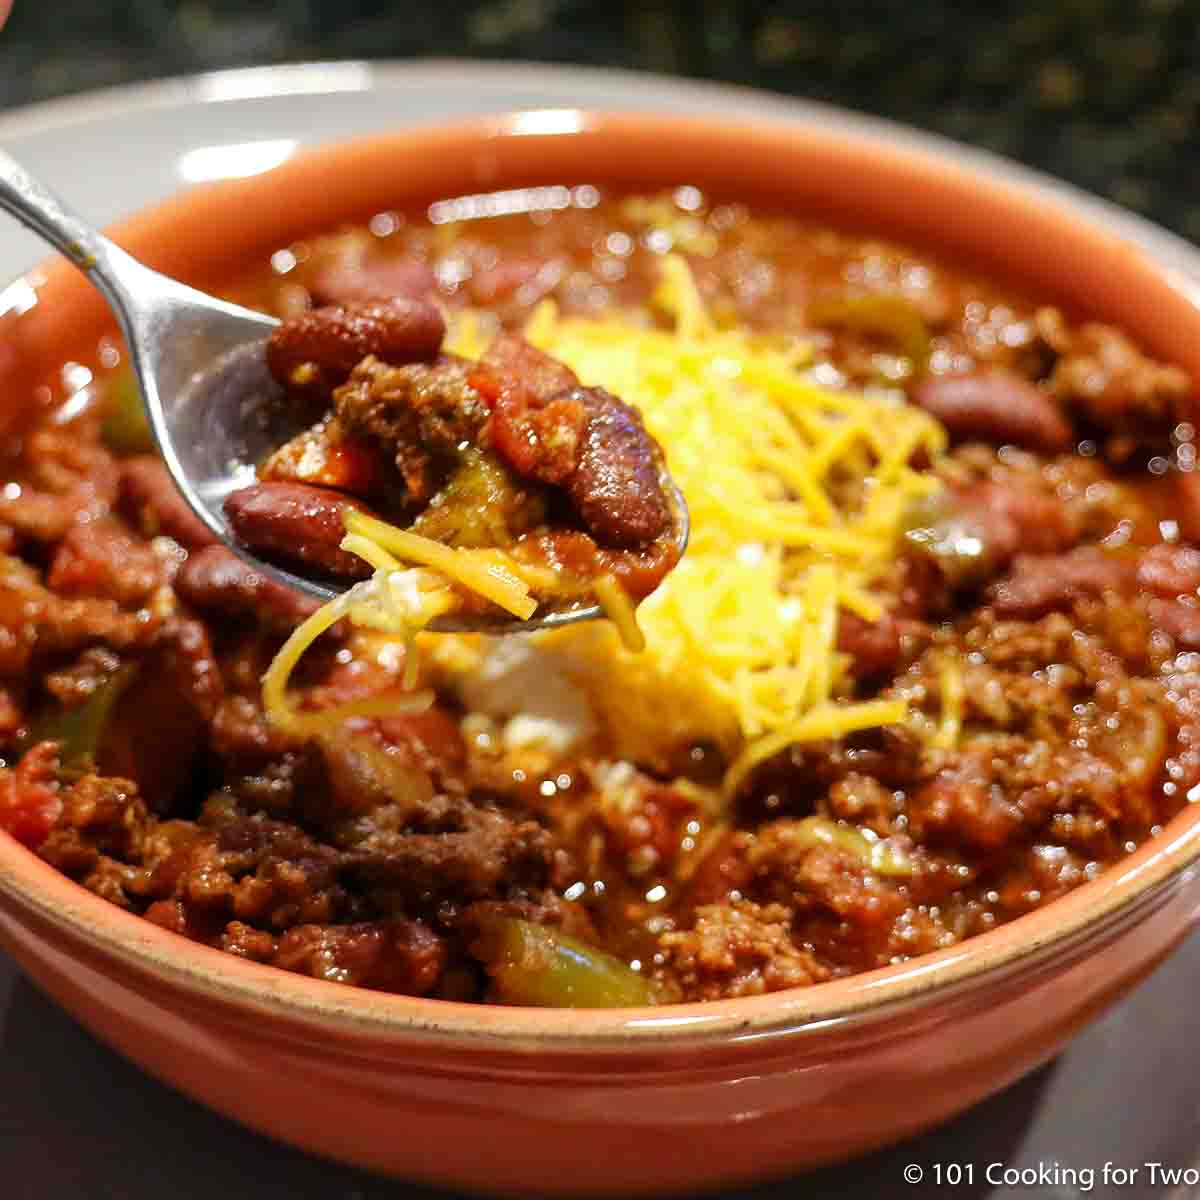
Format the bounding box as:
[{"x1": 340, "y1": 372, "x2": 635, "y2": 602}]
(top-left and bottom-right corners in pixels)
[
  {"x1": 22, "y1": 664, "x2": 138, "y2": 768},
  {"x1": 471, "y1": 916, "x2": 658, "y2": 1008},
  {"x1": 100, "y1": 368, "x2": 154, "y2": 456}
]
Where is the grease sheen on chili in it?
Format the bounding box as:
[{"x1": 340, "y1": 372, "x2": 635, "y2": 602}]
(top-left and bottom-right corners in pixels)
[{"x1": 0, "y1": 186, "x2": 1196, "y2": 1006}]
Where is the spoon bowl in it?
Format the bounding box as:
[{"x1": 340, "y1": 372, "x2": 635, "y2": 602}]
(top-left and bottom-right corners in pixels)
[
  {"x1": 172, "y1": 337, "x2": 690, "y2": 629},
  {"x1": 0, "y1": 149, "x2": 688, "y2": 632}
]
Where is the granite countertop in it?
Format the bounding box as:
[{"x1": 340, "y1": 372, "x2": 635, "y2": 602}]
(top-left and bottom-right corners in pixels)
[
  {"x1": 3, "y1": 5, "x2": 1200, "y2": 1198},
  {"x1": 0, "y1": 0, "x2": 1196, "y2": 239}
]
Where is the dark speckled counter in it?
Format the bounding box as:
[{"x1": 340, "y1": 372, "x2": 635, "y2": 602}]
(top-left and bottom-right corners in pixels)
[
  {"x1": 1, "y1": 1, "x2": 1198, "y2": 239},
  {"x1": 3, "y1": 4, "x2": 1200, "y2": 1197}
]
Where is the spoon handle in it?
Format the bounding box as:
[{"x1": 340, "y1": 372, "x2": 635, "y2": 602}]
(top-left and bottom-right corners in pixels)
[
  {"x1": 0, "y1": 145, "x2": 164, "y2": 348},
  {"x1": 0, "y1": 148, "x2": 119, "y2": 276}
]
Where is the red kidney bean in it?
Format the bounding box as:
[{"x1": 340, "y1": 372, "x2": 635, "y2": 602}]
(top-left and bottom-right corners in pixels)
[
  {"x1": 563, "y1": 387, "x2": 671, "y2": 549},
  {"x1": 988, "y1": 546, "x2": 1135, "y2": 618},
  {"x1": 308, "y1": 258, "x2": 438, "y2": 307},
  {"x1": 223, "y1": 482, "x2": 372, "y2": 579},
  {"x1": 913, "y1": 370, "x2": 1073, "y2": 452},
  {"x1": 471, "y1": 336, "x2": 671, "y2": 549},
  {"x1": 118, "y1": 456, "x2": 216, "y2": 549},
  {"x1": 836, "y1": 610, "x2": 903, "y2": 678},
  {"x1": 175, "y1": 545, "x2": 326, "y2": 630},
  {"x1": 906, "y1": 480, "x2": 1076, "y2": 592},
  {"x1": 266, "y1": 298, "x2": 445, "y2": 394}
]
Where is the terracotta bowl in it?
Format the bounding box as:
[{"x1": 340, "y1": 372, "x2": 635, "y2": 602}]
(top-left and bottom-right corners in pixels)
[{"x1": 2, "y1": 111, "x2": 1200, "y2": 1198}]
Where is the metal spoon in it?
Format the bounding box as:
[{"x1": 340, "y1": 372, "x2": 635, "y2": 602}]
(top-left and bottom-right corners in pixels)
[{"x1": 0, "y1": 150, "x2": 688, "y2": 632}]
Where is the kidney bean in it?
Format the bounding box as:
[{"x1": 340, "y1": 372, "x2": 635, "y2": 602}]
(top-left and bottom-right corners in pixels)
[
  {"x1": 47, "y1": 516, "x2": 166, "y2": 606},
  {"x1": 96, "y1": 618, "x2": 224, "y2": 811},
  {"x1": 974, "y1": 482, "x2": 1076, "y2": 556},
  {"x1": 913, "y1": 370, "x2": 1073, "y2": 452},
  {"x1": 223, "y1": 482, "x2": 372, "y2": 579},
  {"x1": 266, "y1": 298, "x2": 445, "y2": 395},
  {"x1": 906, "y1": 481, "x2": 1075, "y2": 592},
  {"x1": 836, "y1": 610, "x2": 903, "y2": 678},
  {"x1": 988, "y1": 546, "x2": 1135, "y2": 618},
  {"x1": 175, "y1": 545, "x2": 325, "y2": 630},
  {"x1": 471, "y1": 337, "x2": 671, "y2": 549},
  {"x1": 118, "y1": 456, "x2": 216, "y2": 549},
  {"x1": 565, "y1": 387, "x2": 671, "y2": 548},
  {"x1": 308, "y1": 258, "x2": 437, "y2": 307}
]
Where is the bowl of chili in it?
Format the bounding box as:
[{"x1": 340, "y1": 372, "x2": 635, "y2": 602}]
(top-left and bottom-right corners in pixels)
[{"x1": 1, "y1": 110, "x2": 1200, "y2": 1195}]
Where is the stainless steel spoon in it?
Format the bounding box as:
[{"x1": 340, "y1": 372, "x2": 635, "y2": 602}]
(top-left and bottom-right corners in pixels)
[{"x1": 0, "y1": 150, "x2": 688, "y2": 633}]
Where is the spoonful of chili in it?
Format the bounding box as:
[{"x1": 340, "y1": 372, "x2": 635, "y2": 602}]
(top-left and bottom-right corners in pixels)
[{"x1": 0, "y1": 150, "x2": 687, "y2": 634}]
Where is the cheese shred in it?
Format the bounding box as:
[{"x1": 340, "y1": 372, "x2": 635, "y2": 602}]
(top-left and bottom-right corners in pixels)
[
  {"x1": 445, "y1": 254, "x2": 945, "y2": 785},
  {"x1": 934, "y1": 658, "x2": 966, "y2": 750},
  {"x1": 261, "y1": 574, "x2": 435, "y2": 736},
  {"x1": 722, "y1": 698, "x2": 910, "y2": 800},
  {"x1": 262, "y1": 512, "x2": 539, "y2": 735},
  {"x1": 593, "y1": 574, "x2": 646, "y2": 653},
  {"x1": 264, "y1": 252, "x2": 947, "y2": 788},
  {"x1": 343, "y1": 511, "x2": 537, "y2": 620}
]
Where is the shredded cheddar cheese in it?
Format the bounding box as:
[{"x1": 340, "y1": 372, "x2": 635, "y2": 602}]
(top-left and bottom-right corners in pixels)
[
  {"x1": 261, "y1": 570, "x2": 437, "y2": 736},
  {"x1": 592, "y1": 574, "x2": 646, "y2": 654},
  {"x1": 445, "y1": 255, "x2": 945, "y2": 787},
  {"x1": 262, "y1": 514, "x2": 539, "y2": 735},
  {"x1": 722, "y1": 698, "x2": 910, "y2": 800},
  {"x1": 343, "y1": 511, "x2": 537, "y2": 621},
  {"x1": 265, "y1": 254, "x2": 945, "y2": 789},
  {"x1": 934, "y1": 657, "x2": 966, "y2": 750}
]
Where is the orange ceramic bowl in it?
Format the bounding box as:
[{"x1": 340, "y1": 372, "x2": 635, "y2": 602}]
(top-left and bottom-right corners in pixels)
[{"x1": 3, "y1": 111, "x2": 1200, "y2": 1198}]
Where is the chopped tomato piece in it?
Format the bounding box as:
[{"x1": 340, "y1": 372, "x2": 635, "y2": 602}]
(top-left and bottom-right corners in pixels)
[{"x1": 0, "y1": 741, "x2": 62, "y2": 849}]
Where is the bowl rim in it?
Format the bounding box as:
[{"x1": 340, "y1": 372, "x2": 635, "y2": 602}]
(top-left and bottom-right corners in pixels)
[{"x1": 4, "y1": 106, "x2": 1200, "y2": 1050}]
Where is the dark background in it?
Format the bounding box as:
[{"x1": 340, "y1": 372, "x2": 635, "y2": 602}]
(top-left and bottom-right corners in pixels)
[
  {"x1": 1, "y1": 1, "x2": 1198, "y2": 238},
  {"x1": 4, "y1": 4, "x2": 1200, "y2": 1197}
]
